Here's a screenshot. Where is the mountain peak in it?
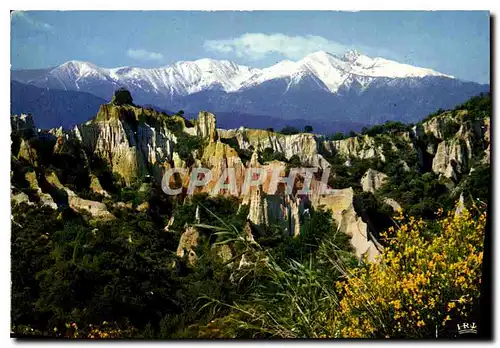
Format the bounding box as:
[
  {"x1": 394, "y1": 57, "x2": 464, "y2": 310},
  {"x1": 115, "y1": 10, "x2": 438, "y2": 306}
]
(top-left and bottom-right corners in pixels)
[
  {"x1": 303, "y1": 51, "x2": 336, "y2": 61},
  {"x1": 342, "y1": 49, "x2": 361, "y2": 62},
  {"x1": 59, "y1": 60, "x2": 98, "y2": 70}
]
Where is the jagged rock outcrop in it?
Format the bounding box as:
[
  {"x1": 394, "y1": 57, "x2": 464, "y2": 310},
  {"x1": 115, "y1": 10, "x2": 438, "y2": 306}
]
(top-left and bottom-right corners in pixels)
[
  {"x1": 482, "y1": 117, "x2": 490, "y2": 164},
  {"x1": 288, "y1": 196, "x2": 301, "y2": 237},
  {"x1": 74, "y1": 104, "x2": 178, "y2": 184},
  {"x1": 455, "y1": 193, "x2": 465, "y2": 216},
  {"x1": 176, "y1": 226, "x2": 200, "y2": 265},
  {"x1": 213, "y1": 244, "x2": 233, "y2": 264},
  {"x1": 200, "y1": 141, "x2": 245, "y2": 194},
  {"x1": 322, "y1": 135, "x2": 388, "y2": 162},
  {"x1": 218, "y1": 128, "x2": 330, "y2": 168},
  {"x1": 195, "y1": 111, "x2": 218, "y2": 141},
  {"x1": 243, "y1": 221, "x2": 256, "y2": 243},
  {"x1": 360, "y1": 169, "x2": 402, "y2": 212},
  {"x1": 247, "y1": 185, "x2": 269, "y2": 226},
  {"x1": 384, "y1": 198, "x2": 402, "y2": 212},
  {"x1": 10, "y1": 94, "x2": 491, "y2": 268},
  {"x1": 432, "y1": 139, "x2": 467, "y2": 181},
  {"x1": 90, "y1": 174, "x2": 110, "y2": 197},
  {"x1": 11, "y1": 114, "x2": 36, "y2": 135},
  {"x1": 17, "y1": 138, "x2": 38, "y2": 165},
  {"x1": 67, "y1": 194, "x2": 114, "y2": 220},
  {"x1": 44, "y1": 171, "x2": 114, "y2": 219},
  {"x1": 11, "y1": 191, "x2": 34, "y2": 206},
  {"x1": 421, "y1": 111, "x2": 489, "y2": 181},
  {"x1": 311, "y1": 187, "x2": 381, "y2": 262},
  {"x1": 361, "y1": 169, "x2": 388, "y2": 193},
  {"x1": 24, "y1": 171, "x2": 58, "y2": 209},
  {"x1": 136, "y1": 202, "x2": 149, "y2": 212},
  {"x1": 422, "y1": 111, "x2": 462, "y2": 139}
]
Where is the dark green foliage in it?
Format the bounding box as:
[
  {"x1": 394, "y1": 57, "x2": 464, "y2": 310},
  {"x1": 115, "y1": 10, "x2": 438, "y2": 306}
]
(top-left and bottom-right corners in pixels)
[
  {"x1": 220, "y1": 138, "x2": 253, "y2": 163},
  {"x1": 161, "y1": 116, "x2": 204, "y2": 166},
  {"x1": 353, "y1": 192, "x2": 393, "y2": 240},
  {"x1": 51, "y1": 139, "x2": 91, "y2": 192},
  {"x1": 421, "y1": 108, "x2": 446, "y2": 123},
  {"x1": 378, "y1": 170, "x2": 452, "y2": 219},
  {"x1": 10, "y1": 93, "x2": 492, "y2": 338},
  {"x1": 285, "y1": 154, "x2": 302, "y2": 176},
  {"x1": 330, "y1": 132, "x2": 346, "y2": 141},
  {"x1": 441, "y1": 122, "x2": 460, "y2": 140},
  {"x1": 304, "y1": 125, "x2": 313, "y2": 133},
  {"x1": 266, "y1": 127, "x2": 274, "y2": 132},
  {"x1": 460, "y1": 164, "x2": 490, "y2": 204},
  {"x1": 260, "y1": 147, "x2": 286, "y2": 163},
  {"x1": 420, "y1": 92, "x2": 491, "y2": 124},
  {"x1": 276, "y1": 208, "x2": 351, "y2": 263},
  {"x1": 11, "y1": 202, "x2": 181, "y2": 336},
  {"x1": 280, "y1": 126, "x2": 300, "y2": 135},
  {"x1": 163, "y1": 117, "x2": 184, "y2": 134},
  {"x1": 169, "y1": 193, "x2": 248, "y2": 237},
  {"x1": 29, "y1": 136, "x2": 57, "y2": 166},
  {"x1": 89, "y1": 156, "x2": 120, "y2": 194},
  {"x1": 111, "y1": 88, "x2": 134, "y2": 106},
  {"x1": 456, "y1": 92, "x2": 491, "y2": 119},
  {"x1": 361, "y1": 121, "x2": 410, "y2": 137},
  {"x1": 324, "y1": 153, "x2": 383, "y2": 190},
  {"x1": 175, "y1": 134, "x2": 203, "y2": 167}
]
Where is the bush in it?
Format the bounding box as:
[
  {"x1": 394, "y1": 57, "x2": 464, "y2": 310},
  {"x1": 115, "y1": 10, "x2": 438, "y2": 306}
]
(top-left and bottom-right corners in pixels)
[
  {"x1": 111, "y1": 88, "x2": 134, "y2": 106},
  {"x1": 260, "y1": 147, "x2": 286, "y2": 164},
  {"x1": 196, "y1": 207, "x2": 356, "y2": 338},
  {"x1": 280, "y1": 126, "x2": 300, "y2": 135},
  {"x1": 333, "y1": 204, "x2": 485, "y2": 338},
  {"x1": 330, "y1": 132, "x2": 346, "y2": 141}
]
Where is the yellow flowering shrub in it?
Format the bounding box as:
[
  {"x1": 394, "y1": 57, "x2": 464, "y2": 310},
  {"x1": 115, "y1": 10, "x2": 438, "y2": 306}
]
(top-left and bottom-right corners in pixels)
[{"x1": 332, "y1": 204, "x2": 486, "y2": 338}]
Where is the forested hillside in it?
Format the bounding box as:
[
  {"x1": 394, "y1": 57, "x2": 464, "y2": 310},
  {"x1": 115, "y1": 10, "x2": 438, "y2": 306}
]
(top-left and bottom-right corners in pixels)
[{"x1": 11, "y1": 92, "x2": 490, "y2": 338}]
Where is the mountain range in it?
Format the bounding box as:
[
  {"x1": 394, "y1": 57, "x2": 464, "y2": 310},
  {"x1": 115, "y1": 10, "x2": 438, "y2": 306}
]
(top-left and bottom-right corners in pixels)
[{"x1": 11, "y1": 50, "x2": 489, "y2": 131}]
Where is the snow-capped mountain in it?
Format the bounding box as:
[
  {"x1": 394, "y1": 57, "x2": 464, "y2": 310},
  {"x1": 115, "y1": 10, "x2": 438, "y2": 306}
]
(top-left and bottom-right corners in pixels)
[{"x1": 12, "y1": 50, "x2": 488, "y2": 125}]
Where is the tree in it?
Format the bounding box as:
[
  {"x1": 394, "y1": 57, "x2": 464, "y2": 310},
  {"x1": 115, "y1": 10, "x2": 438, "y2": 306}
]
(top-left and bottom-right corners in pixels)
[
  {"x1": 266, "y1": 128, "x2": 274, "y2": 132},
  {"x1": 111, "y1": 88, "x2": 134, "y2": 106},
  {"x1": 280, "y1": 126, "x2": 300, "y2": 135},
  {"x1": 330, "y1": 132, "x2": 345, "y2": 141},
  {"x1": 334, "y1": 205, "x2": 485, "y2": 338},
  {"x1": 304, "y1": 125, "x2": 313, "y2": 133}
]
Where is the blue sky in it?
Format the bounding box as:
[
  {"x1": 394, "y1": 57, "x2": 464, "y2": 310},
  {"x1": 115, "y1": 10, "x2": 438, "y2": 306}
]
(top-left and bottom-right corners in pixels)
[{"x1": 11, "y1": 11, "x2": 490, "y2": 84}]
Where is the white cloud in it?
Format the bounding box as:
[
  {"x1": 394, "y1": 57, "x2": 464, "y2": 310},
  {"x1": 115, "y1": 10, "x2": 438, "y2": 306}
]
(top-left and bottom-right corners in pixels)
[
  {"x1": 204, "y1": 33, "x2": 351, "y2": 60},
  {"x1": 127, "y1": 48, "x2": 164, "y2": 61},
  {"x1": 11, "y1": 11, "x2": 53, "y2": 32}
]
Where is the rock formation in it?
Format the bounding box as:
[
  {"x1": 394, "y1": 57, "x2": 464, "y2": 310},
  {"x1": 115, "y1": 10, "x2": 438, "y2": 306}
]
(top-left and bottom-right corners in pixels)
[
  {"x1": 176, "y1": 226, "x2": 200, "y2": 265},
  {"x1": 195, "y1": 111, "x2": 218, "y2": 141},
  {"x1": 361, "y1": 169, "x2": 388, "y2": 193},
  {"x1": 10, "y1": 92, "x2": 491, "y2": 267},
  {"x1": 311, "y1": 187, "x2": 382, "y2": 262},
  {"x1": 247, "y1": 185, "x2": 269, "y2": 226}
]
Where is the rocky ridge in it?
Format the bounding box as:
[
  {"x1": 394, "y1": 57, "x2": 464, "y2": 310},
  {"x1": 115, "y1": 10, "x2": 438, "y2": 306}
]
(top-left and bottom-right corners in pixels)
[{"x1": 11, "y1": 92, "x2": 490, "y2": 264}]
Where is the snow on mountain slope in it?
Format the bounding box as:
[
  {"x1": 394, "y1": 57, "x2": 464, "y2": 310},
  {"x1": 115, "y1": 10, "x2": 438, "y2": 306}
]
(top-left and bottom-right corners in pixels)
[
  {"x1": 16, "y1": 50, "x2": 453, "y2": 98},
  {"x1": 49, "y1": 61, "x2": 112, "y2": 90},
  {"x1": 108, "y1": 59, "x2": 258, "y2": 95},
  {"x1": 11, "y1": 50, "x2": 488, "y2": 127},
  {"x1": 243, "y1": 50, "x2": 453, "y2": 93}
]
